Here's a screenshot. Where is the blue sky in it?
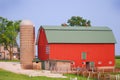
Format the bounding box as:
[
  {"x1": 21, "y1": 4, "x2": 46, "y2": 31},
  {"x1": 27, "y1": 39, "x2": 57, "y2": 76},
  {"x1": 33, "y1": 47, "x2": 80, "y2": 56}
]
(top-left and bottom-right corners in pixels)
[{"x1": 0, "y1": 0, "x2": 120, "y2": 55}]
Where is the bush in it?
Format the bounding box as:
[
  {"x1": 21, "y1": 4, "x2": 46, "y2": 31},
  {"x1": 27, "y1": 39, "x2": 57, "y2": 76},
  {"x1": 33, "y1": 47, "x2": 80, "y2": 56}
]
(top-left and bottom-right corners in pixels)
[{"x1": 115, "y1": 56, "x2": 120, "y2": 59}]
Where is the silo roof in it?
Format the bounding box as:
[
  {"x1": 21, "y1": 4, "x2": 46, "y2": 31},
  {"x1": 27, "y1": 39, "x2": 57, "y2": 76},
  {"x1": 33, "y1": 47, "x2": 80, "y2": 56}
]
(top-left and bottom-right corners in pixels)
[{"x1": 20, "y1": 20, "x2": 33, "y2": 26}]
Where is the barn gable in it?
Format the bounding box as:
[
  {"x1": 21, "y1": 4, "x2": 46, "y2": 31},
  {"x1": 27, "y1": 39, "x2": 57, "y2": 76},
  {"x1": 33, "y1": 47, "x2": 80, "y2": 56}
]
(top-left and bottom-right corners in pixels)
[{"x1": 38, "y1": 26, "x2": 116, "y2": 44}]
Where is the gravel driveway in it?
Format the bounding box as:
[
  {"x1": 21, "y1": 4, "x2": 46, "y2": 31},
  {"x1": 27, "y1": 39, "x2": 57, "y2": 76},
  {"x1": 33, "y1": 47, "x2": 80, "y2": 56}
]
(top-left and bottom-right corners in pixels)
[{"x1": 0, "y1": 62, "x2": 66, "y2": 78}]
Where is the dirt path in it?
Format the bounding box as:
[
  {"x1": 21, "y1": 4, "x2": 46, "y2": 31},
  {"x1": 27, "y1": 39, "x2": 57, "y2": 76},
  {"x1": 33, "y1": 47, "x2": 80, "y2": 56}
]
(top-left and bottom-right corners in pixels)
[{"x1": 0, "y1": 62, "x2": 66, "y2": 78}]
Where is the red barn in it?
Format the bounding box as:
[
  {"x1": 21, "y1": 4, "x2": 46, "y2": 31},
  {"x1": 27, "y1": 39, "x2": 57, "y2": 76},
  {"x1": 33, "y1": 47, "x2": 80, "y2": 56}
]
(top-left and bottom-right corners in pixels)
[{"x1": 37, "y1": 26, "x2": 116, "y2": 70}]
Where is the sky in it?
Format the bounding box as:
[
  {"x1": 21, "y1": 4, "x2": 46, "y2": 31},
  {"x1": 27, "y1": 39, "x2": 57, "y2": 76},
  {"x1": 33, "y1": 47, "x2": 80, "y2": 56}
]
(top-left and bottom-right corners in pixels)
[{"x1": 0, "y1": 0, "x2": 120, "y2": 55}]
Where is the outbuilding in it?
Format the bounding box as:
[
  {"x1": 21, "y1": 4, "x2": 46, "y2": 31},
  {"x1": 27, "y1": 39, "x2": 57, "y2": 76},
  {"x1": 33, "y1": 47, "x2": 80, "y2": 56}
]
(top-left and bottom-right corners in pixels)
[{"x1": 37, "y1": 26, "x2": 116, "y2": 71}]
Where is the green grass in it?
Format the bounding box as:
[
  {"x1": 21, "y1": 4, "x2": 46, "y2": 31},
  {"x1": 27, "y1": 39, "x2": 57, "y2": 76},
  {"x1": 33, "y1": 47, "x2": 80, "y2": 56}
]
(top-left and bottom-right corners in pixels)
[
  {"x1": 115, "y1": 59, "x2": 120, "y2": 68},
  {"x1": 0, "y1": 69, "x2": 93, "y2": 80},
  {"x1": 0, "y1": 60, "x2": 20, "y2": 62}
]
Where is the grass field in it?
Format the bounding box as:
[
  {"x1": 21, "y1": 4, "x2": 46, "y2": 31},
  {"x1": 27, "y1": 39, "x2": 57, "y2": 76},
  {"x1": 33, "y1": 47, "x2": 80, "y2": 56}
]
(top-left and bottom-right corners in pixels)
[
  {"x1": 0, "y1": 60, "x2": 20, "y2": 62},
  {"x1": 0, "y1": 69, "x2": 93, "y2": 80},
  {"x1": 115, "y1": 59, "x2": 120, "y2": 68}
]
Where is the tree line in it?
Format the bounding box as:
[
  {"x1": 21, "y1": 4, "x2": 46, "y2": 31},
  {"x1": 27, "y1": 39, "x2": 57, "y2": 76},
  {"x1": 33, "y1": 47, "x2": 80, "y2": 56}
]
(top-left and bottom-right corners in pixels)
[
  {"x1": 0, "y1": 16, "x2": 21, "y2": 60},
  {"x1": 61, "y1": 16, "x2": 91, "y2": 26}
]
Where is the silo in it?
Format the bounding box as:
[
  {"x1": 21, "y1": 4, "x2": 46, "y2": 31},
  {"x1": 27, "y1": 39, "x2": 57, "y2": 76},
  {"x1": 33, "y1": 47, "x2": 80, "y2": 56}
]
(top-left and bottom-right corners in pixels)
[{"x1": 20, "y1": 20, "x2": 35, "y2": 69}]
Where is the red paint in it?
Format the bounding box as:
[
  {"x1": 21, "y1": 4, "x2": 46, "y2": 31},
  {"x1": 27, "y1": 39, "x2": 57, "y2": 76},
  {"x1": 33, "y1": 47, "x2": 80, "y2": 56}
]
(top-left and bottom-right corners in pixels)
[
  {"x1": 38, "y1": 27, "x2": 115, "y2": 68},
  {"x1": 49, "y1": 44, "x2": 115, "y2": 67},
  {"x1": 38, "y1": 27, "x2": 49, "y2": 60}
]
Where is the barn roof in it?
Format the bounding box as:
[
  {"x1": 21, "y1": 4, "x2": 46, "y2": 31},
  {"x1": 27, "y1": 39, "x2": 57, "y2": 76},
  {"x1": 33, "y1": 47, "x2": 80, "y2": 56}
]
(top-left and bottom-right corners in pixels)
[{"x1": 38, "y1": 26, "x2": 116, "y2": 43}]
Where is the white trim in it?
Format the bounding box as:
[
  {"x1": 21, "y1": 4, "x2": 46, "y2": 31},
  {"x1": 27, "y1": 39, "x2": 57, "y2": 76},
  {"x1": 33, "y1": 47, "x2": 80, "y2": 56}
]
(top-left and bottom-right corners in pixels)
[{"x1": 97, "y1": 66, "x2": 115, "y2": 69}]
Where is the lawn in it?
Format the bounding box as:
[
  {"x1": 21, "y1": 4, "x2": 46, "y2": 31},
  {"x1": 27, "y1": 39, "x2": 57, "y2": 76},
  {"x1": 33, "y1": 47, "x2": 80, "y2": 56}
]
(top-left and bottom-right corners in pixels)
[
  {"x1": 115, "y1": 59, "x2": 120, "y2": 68},
  {"x1": 0, "y1": 60, "x2": 20, "y2": 62},
  {"x1": 0, "y1": 69, "x2": 93, "y2": 80}
]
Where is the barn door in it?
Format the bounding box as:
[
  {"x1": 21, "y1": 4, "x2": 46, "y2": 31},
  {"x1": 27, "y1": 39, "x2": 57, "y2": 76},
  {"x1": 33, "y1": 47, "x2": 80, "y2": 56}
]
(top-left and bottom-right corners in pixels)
[
  {"x1": 41, "y1": 61, "x2": 45, "y2": 69},
  {"x1": 86, "y1": 62, "x2": 90, "y2": 70},
  {"x1": 86, "y1": 62, "x2": 95, "y2": 70},
  {"x1": 90, "y1": 62, "x2": 95, "y2": 68}
]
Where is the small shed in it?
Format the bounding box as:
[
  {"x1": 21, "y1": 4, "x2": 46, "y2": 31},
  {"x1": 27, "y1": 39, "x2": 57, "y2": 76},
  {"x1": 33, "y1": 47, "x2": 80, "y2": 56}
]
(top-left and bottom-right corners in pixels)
[
  {"x1": 32, "y1": 57, "x2": 41, "y2": 70},
  {"x1": 43, "y1": 60, "x2": 72, "y2": 73}
]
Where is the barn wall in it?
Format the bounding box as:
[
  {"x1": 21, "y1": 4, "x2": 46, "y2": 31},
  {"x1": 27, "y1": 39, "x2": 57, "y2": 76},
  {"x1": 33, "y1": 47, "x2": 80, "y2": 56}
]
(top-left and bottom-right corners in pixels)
[
  {"x1": 38, "y1": 28, "x2": 49, "y2": 60},
  {"x1": 49, "y1": 43, "x2": 115, "y2": 67}
]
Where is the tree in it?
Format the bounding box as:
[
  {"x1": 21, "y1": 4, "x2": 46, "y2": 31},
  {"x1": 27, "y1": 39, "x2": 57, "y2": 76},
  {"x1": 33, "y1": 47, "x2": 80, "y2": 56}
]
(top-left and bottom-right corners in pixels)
[
  {"x1": 61, "y1": 23, "x2": 68, "y2": 27},
  {"x1": 67, "y1": 16, "x2": 91, "y2": 26},
  {"x1": 0, "y1": 16, "x2": 21, "y2": 60}
]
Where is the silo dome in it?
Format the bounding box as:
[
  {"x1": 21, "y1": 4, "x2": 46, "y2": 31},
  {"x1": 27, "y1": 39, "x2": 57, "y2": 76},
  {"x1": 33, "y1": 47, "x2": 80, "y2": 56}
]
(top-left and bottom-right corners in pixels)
[{"x1": 20, "y1": 20, "x2": 33, "y2": 26}]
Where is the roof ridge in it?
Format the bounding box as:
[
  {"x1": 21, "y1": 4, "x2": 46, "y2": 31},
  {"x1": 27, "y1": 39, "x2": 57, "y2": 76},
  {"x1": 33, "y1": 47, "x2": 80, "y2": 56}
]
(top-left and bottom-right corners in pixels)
[
  {"x1": 41, "y1": 26, "x2": 111, "y2": 31},
  {"x1": 45, "y1": 29, "x2": 111, "y2": 31}
]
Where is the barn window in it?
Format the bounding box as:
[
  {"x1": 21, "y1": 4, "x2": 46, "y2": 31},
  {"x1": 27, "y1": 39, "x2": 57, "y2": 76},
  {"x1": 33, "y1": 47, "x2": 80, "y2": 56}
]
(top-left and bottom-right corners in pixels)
[
  {"x1": 46, "y1": 45, "x2": 50, "y2": 54},
  {"x1": 81, "y1": 52, "x2": 86, "y2": 60}
]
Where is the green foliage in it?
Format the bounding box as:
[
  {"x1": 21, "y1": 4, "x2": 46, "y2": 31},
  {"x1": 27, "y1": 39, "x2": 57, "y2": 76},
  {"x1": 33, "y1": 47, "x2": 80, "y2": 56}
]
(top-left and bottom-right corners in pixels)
[
  {"x1": 0, "y1": 69, "x2": 93, "y2": 80},
  {"x1": 67, "y1": 16, "x2": 91, "y2": 26},
  {"x1": 0, "y1": 16, "x2": 21, "y2": 60},
  {"x1": 65, "y1": 74, "x2": 93, "y2": 80},
  {"x1": 115, "y1": 59, "x2": 120, "y2": 68},
  {"x1": 115, "y1": 56, "x2": 120, "y2": 59}
]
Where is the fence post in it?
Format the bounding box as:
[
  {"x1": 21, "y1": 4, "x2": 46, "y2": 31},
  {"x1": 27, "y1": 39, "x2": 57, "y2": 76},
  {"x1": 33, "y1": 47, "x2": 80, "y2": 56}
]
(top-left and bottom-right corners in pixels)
[
  {"x1": 87, "y1": 72, "x2": 90, "y2": 80},
  {"x1": 97, "y1": 72, "x2": 100, "y2": 80}
]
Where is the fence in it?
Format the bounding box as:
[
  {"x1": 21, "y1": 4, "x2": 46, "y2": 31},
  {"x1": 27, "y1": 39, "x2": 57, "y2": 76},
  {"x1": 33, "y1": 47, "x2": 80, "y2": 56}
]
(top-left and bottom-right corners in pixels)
[{"x1": 77, "y1": 68, "x2": 120, "y2": 80}]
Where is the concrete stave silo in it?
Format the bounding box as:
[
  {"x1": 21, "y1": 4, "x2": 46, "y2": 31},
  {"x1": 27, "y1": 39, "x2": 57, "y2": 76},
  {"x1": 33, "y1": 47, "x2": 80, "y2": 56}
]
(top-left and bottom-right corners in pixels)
[{"x1": 20, "y1": 20, "x2": 35, "y2": 69}]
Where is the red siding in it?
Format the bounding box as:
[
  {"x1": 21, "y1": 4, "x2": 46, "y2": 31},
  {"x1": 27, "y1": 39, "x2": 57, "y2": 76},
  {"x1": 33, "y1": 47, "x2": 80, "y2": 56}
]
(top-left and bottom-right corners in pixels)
[
  {"x1": 38, "y1": 28, "x2": 49, "y2": 60},
  {"x1": 49, "y1": 44, "x2": 115, "y2": 67}
]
